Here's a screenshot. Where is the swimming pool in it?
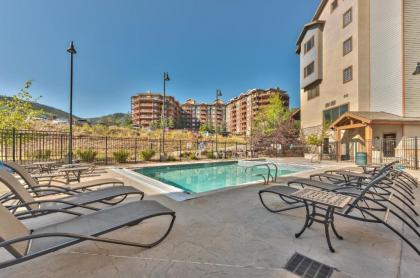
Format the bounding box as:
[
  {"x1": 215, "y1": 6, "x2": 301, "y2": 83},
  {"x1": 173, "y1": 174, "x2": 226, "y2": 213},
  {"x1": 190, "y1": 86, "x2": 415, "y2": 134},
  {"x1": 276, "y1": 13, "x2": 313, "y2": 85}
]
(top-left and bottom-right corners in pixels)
[{"x1": 135, "y1": 161, "x2": 313, "y2": 194}]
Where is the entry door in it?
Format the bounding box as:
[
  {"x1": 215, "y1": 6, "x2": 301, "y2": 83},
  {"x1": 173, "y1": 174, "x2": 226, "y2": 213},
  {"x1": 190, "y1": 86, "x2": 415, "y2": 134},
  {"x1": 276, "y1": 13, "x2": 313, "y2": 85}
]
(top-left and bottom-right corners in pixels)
[{"x1": 383, "y1": 134, "x2": 396, "y2": 157}]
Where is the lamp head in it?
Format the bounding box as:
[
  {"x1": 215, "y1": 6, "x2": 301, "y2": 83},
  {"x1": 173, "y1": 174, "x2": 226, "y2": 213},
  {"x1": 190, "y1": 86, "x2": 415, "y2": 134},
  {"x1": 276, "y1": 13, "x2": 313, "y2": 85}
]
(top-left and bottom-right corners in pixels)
[
  {"x1": 164, "y1": 72, "x2": 170, "y2": 81},
  {"x1": 67, "y1": 41, "x2": 77, "y2": 54}
]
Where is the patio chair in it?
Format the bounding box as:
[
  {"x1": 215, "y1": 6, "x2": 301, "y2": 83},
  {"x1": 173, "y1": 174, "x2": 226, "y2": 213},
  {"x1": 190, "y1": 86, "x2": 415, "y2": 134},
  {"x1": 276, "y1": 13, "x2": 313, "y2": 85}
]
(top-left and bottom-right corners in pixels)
[
  {"x1": 258, "y1": 173, "x2": 420, "y2": 255},
  {"x1": 4, "y1": 161, "x2": 125, "y2": 197},
  {"x1": 0, "y1": 200, "x2": 175, "y2": 269},
  {"x1": 0, "y1": 169, "x2": 144, "y2": 219}
]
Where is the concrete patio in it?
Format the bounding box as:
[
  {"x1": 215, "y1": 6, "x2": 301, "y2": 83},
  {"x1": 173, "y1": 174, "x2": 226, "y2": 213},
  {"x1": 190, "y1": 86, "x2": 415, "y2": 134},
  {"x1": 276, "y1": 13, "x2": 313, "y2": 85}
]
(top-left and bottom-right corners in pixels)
[{"x1": 1, "y1": 158, "x2": 419, "y2": 278}]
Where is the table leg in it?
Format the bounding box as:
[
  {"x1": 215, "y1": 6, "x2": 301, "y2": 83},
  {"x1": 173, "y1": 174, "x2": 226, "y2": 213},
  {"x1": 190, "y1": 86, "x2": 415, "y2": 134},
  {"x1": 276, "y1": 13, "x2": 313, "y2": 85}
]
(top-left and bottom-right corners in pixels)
[
  {"x1": 295, "y1": 201, "x2": 310, "y2": 238},
  {"x1": 324, "y1": 207, "x2": 335, "y2": 252},
  {"x1": 330, "y1": 209, "x2": 343, "y2": 240}
]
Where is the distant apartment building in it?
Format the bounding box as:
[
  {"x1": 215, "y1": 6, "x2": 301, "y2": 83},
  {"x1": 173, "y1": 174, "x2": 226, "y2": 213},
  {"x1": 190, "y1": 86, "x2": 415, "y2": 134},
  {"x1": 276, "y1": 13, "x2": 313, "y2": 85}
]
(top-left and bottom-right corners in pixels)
[
  {"x1": 181, "y1": 99, "x2": 226, "y2": 130},
  {"x1": 297, "y1": 0, "x2": 420, "y2": 162},
  {"x1": 131, "y1": 92, "x2": 182, "y2": 128},
  {"x1": 226, "y1": 88, "x2": 289, "y2": 135}
]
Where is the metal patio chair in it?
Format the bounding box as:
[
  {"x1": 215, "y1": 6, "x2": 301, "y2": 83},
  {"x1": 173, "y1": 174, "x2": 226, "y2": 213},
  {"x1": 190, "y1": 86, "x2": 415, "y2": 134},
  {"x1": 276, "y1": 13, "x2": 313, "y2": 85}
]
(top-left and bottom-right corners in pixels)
[
  {"x1": 4, "y1": 161, "x2": 125, "y2": 197},
  {"x1": 0, "y1": 200, "x2": 175, "y2": 269},
  {"x1": 0, "y1": 169, "x2": 144, "y2": 220}
]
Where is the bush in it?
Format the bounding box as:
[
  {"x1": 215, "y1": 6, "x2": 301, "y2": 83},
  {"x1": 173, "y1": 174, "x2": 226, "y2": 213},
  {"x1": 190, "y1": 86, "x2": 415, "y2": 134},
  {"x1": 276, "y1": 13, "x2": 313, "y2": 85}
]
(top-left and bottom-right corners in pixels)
[
  {"x1": 166, "y1": 155, "x2": 177, "y2": 161},
  {"x1": 33, "y1": 150, "x2": 52, "y2": 160},
  {"x1": 113, "y1": 150, "x2": 130, "y2": 163},
  {"x1": 189, "y1": 153, "x2": 198, "y2": 160},
  {"x1": 141, "y1": 148, "x2": 155, "y2": 161},
  {"x1": 206, "y1": 152, "x2": 215, "y2": 159},
  {"x1": 76, "y1": 149, "x2": 97, "y2": 162}
]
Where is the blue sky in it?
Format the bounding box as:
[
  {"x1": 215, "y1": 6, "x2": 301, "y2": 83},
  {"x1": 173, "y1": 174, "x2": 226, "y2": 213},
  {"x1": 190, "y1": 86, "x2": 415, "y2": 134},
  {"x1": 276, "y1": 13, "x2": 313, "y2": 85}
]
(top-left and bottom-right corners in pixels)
[{"x1": 0, "y1": 0, "x2": 319, "y2": 118}]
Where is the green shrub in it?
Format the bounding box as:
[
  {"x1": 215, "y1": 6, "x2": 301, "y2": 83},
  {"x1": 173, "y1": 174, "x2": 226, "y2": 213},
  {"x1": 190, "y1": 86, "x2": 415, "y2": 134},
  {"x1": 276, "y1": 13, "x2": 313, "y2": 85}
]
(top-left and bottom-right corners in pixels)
[
  {"x1": 33, "y1": 150, "x2": 52, "y2": 160},
  {"x1": 166, "y1": 155, "x2": 177, "y2": 161},
  {"x1": 141, "y1": 148, "x2": 155, "y2": 161},
  {"x1": 206, "y1": 152, "x2": 215, "y2": 159},
  {"x1": 189, "y1": 153, "x2": 198, "y2": 160},
  {"x1": 76, "y1": 149, "x2": 97, "y2": 162},
  {"x1": 113, "y1": 150, "x2": 130, "y2": 163}
]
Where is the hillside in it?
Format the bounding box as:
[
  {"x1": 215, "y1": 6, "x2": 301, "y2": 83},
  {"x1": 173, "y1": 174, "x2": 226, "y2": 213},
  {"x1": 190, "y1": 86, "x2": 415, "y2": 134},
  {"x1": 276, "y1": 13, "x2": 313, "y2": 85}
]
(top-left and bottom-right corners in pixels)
[
  {"x1": 0, "y1": 95, "x2": 78, "y2": 119},
  {"x1": 86, "y1": 113, "x2": 131, "y2": 126},
  {"x1": 1, "y1": 95, "x2": 130, "y2": 126}
]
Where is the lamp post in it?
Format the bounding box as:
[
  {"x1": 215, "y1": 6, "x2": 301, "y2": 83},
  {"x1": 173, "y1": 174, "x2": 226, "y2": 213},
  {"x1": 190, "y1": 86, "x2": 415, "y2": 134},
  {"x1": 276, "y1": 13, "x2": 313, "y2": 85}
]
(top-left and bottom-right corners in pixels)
[
  {"x1": 67, "y1": 41, "x2": 76, "y2": 164},
  {"x1": 161, "y1": 72, "x2": 170, "y2": 160},
  {"x1": 215, "y1": 89, "x2": 222, "y2": 154}
]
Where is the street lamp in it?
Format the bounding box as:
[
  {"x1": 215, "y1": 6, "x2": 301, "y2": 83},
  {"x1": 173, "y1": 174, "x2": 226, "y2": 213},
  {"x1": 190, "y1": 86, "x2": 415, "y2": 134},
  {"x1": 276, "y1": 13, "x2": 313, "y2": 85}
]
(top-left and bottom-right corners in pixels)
[
  {"x1": 413, "y1": 62, "x2": 420, "y2": 75},
  {"x1": 67, "y1": 41, "x2": 77, "y2": 164},
  {"x1": 161, "y1": 72, "x2": 170, "y2": 160},
  {"x1": 215, "y1": 89, "x2": 222, "y2": 154}
]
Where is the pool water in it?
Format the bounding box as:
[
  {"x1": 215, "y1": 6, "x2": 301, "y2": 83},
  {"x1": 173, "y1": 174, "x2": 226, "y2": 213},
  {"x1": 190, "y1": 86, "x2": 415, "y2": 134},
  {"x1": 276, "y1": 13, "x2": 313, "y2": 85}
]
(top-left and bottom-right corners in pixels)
[{"x1": 135, "y1": 161, "x2": 312, "y2": 194}]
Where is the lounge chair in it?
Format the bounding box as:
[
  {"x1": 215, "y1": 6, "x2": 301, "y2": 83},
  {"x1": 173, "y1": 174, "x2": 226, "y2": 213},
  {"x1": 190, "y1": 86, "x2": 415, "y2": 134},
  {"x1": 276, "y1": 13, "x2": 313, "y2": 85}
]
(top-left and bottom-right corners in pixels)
[
  {"x1": 0, "y1": 200, "x2": 175, "y2": 269},
  {"x1": 0, "y1": 169, "x2": 144, "y2": 219},
  {"x1": 258, "y1": 173, "x2": 420, "y2": 254},
  {"x1": 5, "y1": 161, "x2": 124, "y2": 197}
]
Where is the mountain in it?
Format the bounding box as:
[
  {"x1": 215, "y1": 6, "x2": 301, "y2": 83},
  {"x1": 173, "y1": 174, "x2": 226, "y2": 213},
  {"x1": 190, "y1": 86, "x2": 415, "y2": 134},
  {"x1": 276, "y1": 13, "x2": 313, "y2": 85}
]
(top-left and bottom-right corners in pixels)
[
  {"x1": 1, "y1": 95, "x2": 130, "y2": 126},
  {"x1": 86, "y1": 113, "x2": 131, "y2": 126},
  {"x1": 0, "y1": 95, "x2": 78, "y2": 119}
]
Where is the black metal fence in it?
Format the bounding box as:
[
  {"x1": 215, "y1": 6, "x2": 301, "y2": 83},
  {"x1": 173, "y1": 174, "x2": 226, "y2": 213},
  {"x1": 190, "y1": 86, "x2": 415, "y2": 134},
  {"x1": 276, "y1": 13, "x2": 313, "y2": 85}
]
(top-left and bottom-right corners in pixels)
[
  {"x1": 0, "y1": 129, "x2": 254, "y2": 164},
  {"x1": 320, "y1": 137, "x2": 420, "y2": 170}
]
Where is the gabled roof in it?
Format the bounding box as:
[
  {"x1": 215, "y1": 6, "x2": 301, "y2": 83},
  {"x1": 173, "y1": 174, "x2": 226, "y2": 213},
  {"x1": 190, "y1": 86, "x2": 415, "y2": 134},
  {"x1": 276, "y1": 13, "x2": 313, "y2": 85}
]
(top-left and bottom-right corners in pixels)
[
  {"x1": 330, "y1": 111, "x2": 420, "y2": 129},
  {"x1": 295, "y1": 20, "x2": 325, "y2": 54}
]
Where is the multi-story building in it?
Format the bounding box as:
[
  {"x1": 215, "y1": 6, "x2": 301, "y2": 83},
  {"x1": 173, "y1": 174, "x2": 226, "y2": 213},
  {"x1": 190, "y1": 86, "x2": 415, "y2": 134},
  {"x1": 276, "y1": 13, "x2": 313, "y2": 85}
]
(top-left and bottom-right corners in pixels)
[
  {"x1": 131, "y1": 92, "x2": 182, "y2": 128},
  {"x1": 226, "y1": 88, "x2": 289, "y2": 135},
  {"x1": 297, "y1": 0, "x2": 420, "y2": 162},
  {"x1": 181, "y1": 99, "x2": 226, "y2": 131}
]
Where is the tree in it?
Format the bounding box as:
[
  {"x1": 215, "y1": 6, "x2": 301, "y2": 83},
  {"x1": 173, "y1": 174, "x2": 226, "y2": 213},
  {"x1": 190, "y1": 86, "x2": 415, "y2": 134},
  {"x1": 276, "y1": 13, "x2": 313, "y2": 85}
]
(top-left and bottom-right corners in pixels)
[
  {"x1": 199, "y1": 122, "x2": 214, "y2": 134},
  {"x1": 0, "y1": 81, "x2": 43, "y2": 130},
  {"x1": 305, "y1": 124, "x2": 329, "y2": 162},
  {"x1": 254, "y1": 94, "x2": 291, "y2": 136}
]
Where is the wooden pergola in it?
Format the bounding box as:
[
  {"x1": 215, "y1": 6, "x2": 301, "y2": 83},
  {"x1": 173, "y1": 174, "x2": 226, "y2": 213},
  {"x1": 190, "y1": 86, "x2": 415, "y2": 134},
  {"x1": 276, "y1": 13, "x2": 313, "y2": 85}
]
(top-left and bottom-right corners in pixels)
[{"x1": 330, "y1": 112, "x2": 372, "y2": 163}]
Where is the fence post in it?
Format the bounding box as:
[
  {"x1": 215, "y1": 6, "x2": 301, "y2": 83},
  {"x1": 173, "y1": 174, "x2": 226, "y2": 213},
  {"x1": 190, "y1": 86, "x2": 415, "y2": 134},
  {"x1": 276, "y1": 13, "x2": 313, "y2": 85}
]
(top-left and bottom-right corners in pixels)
[
  {"x1": 415, "y1": 137, "x2": 418, "y2": 170},
  {"x1": 105, "y1": 136, "x2": 108, "y2": 165},
  {"x1": 134, "y1": 139, "x2": 138, "y2": 163},
  {"x1": 19, "y1": 133, "x2": 22, "y2": 163},
  {"x1": 179, "y1": 140, "x2": 182, "y2": 160},
  {"x1": 224, "y1": 141, "x2": 227, "y2": 159},
  {"x1": 245, "y1": 143, "x2": 248, "y2": 158},
  {"x1": 12, "y1": 128, "x2": 16, "y2": 162}
]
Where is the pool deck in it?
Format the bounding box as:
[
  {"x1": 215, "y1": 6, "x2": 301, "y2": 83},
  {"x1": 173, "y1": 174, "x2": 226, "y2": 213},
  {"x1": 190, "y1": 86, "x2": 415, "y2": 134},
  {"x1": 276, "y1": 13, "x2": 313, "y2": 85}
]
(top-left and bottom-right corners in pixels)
[{"x1": 1, "y1": 158, "x2": 420, "y2": 277}]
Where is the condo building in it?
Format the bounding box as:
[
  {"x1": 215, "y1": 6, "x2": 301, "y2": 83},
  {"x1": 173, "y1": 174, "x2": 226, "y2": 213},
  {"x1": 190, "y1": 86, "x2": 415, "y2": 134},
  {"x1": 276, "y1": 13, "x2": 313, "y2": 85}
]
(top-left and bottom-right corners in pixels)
[
  {"x1": 226, "y1": 88, "x2": 289, "y2": 135},
  {"x1": 131, "y1": 92, "x2": 182, "y2": 128},
  {"x1": 297, "y1": 0, "x2": 420, "y2": 162},
  {"x1": 181, "y1": 99, "x2": 226, "y2": 131}
]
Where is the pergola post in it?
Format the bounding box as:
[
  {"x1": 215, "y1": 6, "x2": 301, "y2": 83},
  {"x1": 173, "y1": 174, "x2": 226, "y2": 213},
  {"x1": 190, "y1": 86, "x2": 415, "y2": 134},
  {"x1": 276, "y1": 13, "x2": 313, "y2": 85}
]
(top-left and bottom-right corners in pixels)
[
  {"x1": 335, "y1": 128, "x2": 341, "y2": 162},
  {"x1": 365, "y1": 125, "x2": 373, "y2": 164}
]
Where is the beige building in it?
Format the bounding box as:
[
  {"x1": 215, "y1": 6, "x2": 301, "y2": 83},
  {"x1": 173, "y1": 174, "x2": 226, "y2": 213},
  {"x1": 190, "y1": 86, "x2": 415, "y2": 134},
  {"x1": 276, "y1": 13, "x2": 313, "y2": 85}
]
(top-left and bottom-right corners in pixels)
[
  {"x1": 226, "y1": 88, "x2": 289, "y2": 135},
  {"x1": 131, "y1": 92, "x2": 182, "y2": 128},
  {"x1": 297, "y1": 0, "x2": 420, "y2": 163},
  {"x1": 181, "y1": 99, "x2": 226, "y2": 131}
]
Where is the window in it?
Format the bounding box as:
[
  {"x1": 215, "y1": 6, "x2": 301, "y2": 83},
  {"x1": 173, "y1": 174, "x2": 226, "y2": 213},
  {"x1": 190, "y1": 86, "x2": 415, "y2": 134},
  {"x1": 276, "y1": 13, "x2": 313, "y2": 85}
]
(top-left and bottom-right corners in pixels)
[
  {"x1": 323, "y1": 104, "x2": 349, "y2": 124},
  {"x1": 343, "y1": 8, "x2": 353, "y2": 27},
  {"x1": 343, "y1": 37, "x2": 352, "y2": 55},
  {"x1": 304, "y1": 61, "x2": 315, "y2": 78},
  {"x1": 304, "y1": 36, "x2": 315, "y2": 54},
  {"x1": 306, "y1": 84, "x2": 319, "y2": 100},
  {"x1": 343, "y1": 66, "x2": 353, "y2": 83},
  {"x1": 330, "y1": 0, "x2": 338, "y2": 13}
]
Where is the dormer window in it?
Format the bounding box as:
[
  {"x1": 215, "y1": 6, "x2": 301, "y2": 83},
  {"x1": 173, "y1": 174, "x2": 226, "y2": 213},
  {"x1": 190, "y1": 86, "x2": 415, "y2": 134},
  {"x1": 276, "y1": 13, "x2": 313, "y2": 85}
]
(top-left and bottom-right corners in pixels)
[{"x1": 304, "y1": 36, "x2": 315, "y2": 54}]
